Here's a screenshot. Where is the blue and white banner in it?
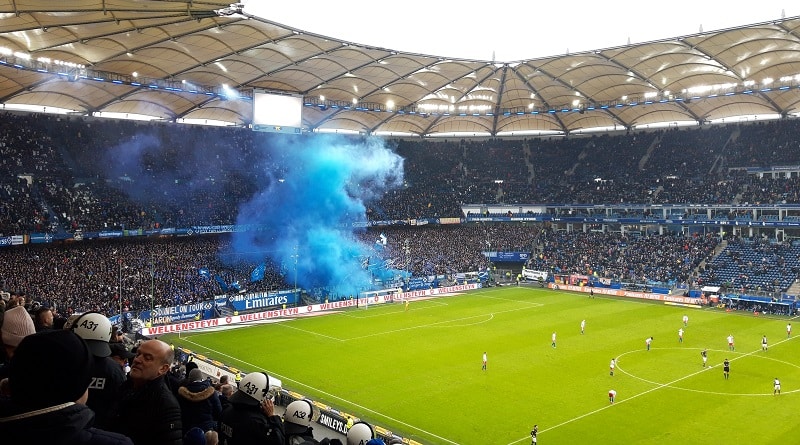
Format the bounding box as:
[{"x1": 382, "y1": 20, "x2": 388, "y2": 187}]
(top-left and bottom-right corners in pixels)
[
  {"x1": 483, "y1": 251, "x2": 530, "y2": 262},
  {"x1": 221, "y1": 289, "x2": 300, "y2": 311},
  {"x1": 139, "y1": 301, "x2": 217, "y2": 325},
  {"x1": 406, "y1": 276, "x2": 437, "y2": 291}
]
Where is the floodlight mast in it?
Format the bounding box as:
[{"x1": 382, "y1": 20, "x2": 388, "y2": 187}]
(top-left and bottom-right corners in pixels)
[{"x1": 293, "y1": 244, "x2": 298, "y2": 305}]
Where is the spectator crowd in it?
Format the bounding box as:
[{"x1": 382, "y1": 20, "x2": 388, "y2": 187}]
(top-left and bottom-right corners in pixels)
[{"x1": 0, "y1": 303, "x2": 393, "y2": 444}]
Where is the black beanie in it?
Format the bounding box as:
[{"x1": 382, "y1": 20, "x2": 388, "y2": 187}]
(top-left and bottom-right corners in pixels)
[{"x1": 9, "y1": 330, "x2": 94, "y2": 411}]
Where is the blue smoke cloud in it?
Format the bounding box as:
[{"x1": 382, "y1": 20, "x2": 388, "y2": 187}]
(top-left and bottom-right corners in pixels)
[{"x1": 232, "y1": 134, "x2": 404, "y2": 296}]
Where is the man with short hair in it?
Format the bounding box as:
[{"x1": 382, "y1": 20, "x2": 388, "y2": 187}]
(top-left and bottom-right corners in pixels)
[
  {"x1": 33, "y1": 306, "x2": 54, "y2": 332},
  {"x1": 219, "y1": 383, "x2": 233, "y2": 410},
  {"x1": 109, "y1": 339, "x2": 183, "y2": 445}
]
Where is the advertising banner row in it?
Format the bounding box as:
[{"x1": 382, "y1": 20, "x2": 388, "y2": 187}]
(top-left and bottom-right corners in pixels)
[
  {"x1": 551, "y1": 283, "x2": 703, "y2": 305},
  {"x1": 140, "y1": 283, "x2": 480, "y2": 336},
  {"x1": 131, "y1": 290, "x2": 301, "y2": 326}
]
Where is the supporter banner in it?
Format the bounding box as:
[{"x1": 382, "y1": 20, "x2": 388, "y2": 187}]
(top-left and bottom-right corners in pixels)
[
  {"x1": 552, "y1": 283, "x2": 701, "y2": 305},
  {"x1": 522, "y1": 269, "x2": 548, "y2": 281},
  {"x1": 484, "y1": 251, "x2": 531, "y2": 262},
  {"x1": 369, "y1": 219, "x2": 407, "y2": 226},
  {"x1": 141, "y1": 283, "x2": 479, "y2": 336},
  {"x1": 189, "y1": 225, "x2": 236, "y2": 234},
  {"x1": 406, "y1": 276, "x2": 437, "y2": 291},
  {"x1": 0, "y1": 236, "x2": 13, "y2": 246},
  {"x1": 98, "y1": 231, "x2": 124, "y2": 238},
  {"x1": 30, "y1": 233, "x2": 55, "y2": 244},
  {"x1": 139, "y1": 301, "x2": 217, "y2": 326}
]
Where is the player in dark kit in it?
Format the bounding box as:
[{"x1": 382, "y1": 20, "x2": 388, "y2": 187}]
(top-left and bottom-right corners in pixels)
[
  {"x1": 530, "y1": 424, "x2": 538, "y2": 444},
  {"x1": 723, "y1": 359, "x2": 730, "y2": 379}
]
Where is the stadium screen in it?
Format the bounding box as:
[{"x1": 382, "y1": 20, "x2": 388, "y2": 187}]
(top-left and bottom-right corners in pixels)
[{"x1": 252, "y1": 90, "x2": 303, "y2": 134}]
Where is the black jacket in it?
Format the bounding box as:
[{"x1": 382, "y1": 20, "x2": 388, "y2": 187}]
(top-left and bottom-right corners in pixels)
[
  {"x1": 87, "y1": 355, "x2": 127, "y2": 429},
  {"x1": 0, "y1": 402, "x2": 133, "y2": 445},
  {"x1": 109, "y1": 375, "x2": 183, "y2": 445},
  {"x1": 218, "y1": 401, "x2": 285, "y2": 445},
  {"x1": 177, "y1": 379, "x2": 222, "y2": 432}
]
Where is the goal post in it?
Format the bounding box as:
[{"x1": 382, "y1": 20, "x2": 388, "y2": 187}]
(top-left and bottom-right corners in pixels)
[{"x1": 357, "y1": 287, "x2": 403, "y2": 309}]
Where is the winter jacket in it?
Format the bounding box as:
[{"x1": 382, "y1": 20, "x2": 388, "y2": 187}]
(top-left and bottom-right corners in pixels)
[
  {"x1": 108, "y1": 375, "x2": 183, "y2": 445},
  {"x1": 87, "y1": 355, "x2": 127, "y2": 429},
  {"x1": 218, "y1": 401, "x2": 285, "y2": 445},
  {"x1": 0, "y1": 402, "x2": 133, "y2": 445},
  {"x1": 177, "y1": 379, "x2": 222, "y2": 432}
]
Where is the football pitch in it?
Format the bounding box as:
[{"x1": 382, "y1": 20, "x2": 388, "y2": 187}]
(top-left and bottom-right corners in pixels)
[{"x1": 169, "y1": 287, "x2": 800, "y2": 444}]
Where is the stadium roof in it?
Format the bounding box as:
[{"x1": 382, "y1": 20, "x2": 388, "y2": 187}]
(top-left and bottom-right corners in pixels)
[{"x1": 1, "y1": 1, "x2": 799, "y2": 137}]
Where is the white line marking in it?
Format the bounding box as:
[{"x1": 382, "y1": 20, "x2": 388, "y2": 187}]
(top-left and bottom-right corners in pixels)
[
  {"x1": 503, "y1": 333, "x2": 799, "y2": 445},
  {"x1": 179, "y1": 337, "x2": 461, "y2": 445}
]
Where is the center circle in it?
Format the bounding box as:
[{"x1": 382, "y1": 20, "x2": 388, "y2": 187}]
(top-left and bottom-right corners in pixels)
[{"x1": 614, "y1": 347, "x2": 800, "y2": 396}]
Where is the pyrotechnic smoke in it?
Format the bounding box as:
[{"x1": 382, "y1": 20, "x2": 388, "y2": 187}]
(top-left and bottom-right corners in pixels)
[{"x1": 232, "y1": 134, "x2": 404, "y2": 296}]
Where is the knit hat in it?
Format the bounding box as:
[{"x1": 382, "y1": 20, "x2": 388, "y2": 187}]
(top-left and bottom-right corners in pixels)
[
  {"x1": 9, "y1": 330, "x2": 94, "y2": 410},
  {"x1": 1, "y1": 306, "x2": 36, "y2": 348}
]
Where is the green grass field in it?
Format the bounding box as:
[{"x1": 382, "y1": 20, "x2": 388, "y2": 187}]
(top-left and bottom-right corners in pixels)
[{"x1": 169, "y1": 287, "x2": 800, "y2": 444}]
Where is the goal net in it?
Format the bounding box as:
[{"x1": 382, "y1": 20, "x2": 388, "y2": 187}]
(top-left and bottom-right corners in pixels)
[{"x1": 357, "y1": 287, "x2": 403, "y2": 309}]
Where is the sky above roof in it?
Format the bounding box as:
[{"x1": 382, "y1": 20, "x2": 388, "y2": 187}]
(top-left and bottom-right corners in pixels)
[{"x1": 244, "y1": 1, "x2": 797, "y2": 61}]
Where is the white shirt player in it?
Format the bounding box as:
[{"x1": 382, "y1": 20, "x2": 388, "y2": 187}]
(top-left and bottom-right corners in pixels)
[
  {"x1": 580, "y1": 320, "x2": 586, "y2": 333},
  {"x1": 682, "y1": 314, "x2": 688, "y2": 326}
]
